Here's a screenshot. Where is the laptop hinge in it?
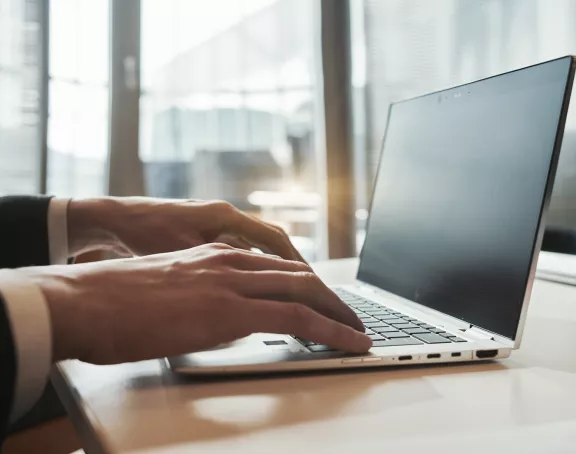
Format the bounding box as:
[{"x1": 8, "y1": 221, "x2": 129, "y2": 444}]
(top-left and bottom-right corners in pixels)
[{"x1": 465, "y1": 325, "x2": 495, "y2": 340}]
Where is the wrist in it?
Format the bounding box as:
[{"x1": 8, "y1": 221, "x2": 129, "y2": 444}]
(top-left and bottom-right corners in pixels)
[
  {"x1": 68, "y1": 198, "x2": 122, "y2": 256},
  {"x1": 20, "y1": 265, "x2": 95, "y2": 362}
]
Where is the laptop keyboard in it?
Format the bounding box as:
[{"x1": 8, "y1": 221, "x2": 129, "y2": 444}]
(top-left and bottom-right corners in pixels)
[{"x1": 295, "y1": 288, "x2": 467, "y2": 352}]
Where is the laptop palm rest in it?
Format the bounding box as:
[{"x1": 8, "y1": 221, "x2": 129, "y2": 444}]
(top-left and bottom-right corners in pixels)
[{"x1": 170, "y1": 334, "x2": 358, "y2": 371}]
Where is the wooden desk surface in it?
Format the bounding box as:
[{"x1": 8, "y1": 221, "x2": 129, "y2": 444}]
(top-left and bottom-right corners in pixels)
[{"x1": 53, "y1": 259, "x2": 576, "y2": 453}]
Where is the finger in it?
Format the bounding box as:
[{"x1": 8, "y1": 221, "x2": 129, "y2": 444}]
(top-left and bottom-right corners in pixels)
[
  {"x1": 228, "y1": 212, "x2": 306, "y2": 263},
  {"x1": 217, "y1": 248, "x2": 313, "y2": 273},
  {"x1": 214, "y1": 233, "x2": 253, "y2": 251},
  {"x1": 240, "y1": 299, "x2": 372, "y2": 353},
  {"x1": 228, "y1": 270, "x2": 364, "y2": 332},
  {"x1": 252, "y1": 225, "x2": 308, "y2": 264}
]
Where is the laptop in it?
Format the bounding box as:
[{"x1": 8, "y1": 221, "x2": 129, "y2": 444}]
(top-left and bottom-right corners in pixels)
[{"x1": 169, "y1": 56, "x2": 576, "y2": 375}]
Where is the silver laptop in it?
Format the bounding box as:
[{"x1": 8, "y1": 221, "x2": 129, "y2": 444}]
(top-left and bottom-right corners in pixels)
[{"x1": 170, "y1": 56, "x2": 576, "y2": 375}]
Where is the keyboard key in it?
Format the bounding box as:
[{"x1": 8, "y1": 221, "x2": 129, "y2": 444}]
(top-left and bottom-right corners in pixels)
[
  {"x1": 373, "y1": 326, "x2": 400, "y2": 334},
  {"x1": 404, "y1": 317, "x2": 419, "y2": 322},
  {"x1": 363, "y1": 308, "x2": 388, "y2": 314},
  {"x1": 384, "y1": 332, "x2": 411, "y2": 339},
  {"x1": 420, "y1": 324, "x2": 436, "y2": 330},
  {"x1": 430, "y1": 328, "x2": 446, "y2": 334},
  {"x1": 295, "y1": 337, "x2": 314, "y2": 346},
  {"x1": 403, "y1": 327, "x2": 430, "y2": 335},
  {"x1": 413, "y1": 333, "x2": 451, "y2": 344},
  {"x1": 369, "y1": 311, "x2": 391, "y2": 317},
  {"x1": 358, "y1": 316, "x2": 378, "y2": 322},
  {"x1": 378, "y1": 316, "x2": 403, "y2": 322},
  {"x1": 372, "y1": 338, "x2": 424, "y2": 347},
  {"x1": 352, "y1": 308, "x2": 374, "y2": 313},
  {"x1": 364, "y1": 321, "x2": 390, "y2": 328},
  {"x1": 308, "y1": 345, "x2": 336, "y2": 352},
  {"x1": 368, "y1": 333, "x2": 385, "y2": 341},
  {"x1": 448, "y1": 336, "x2": 467, "y2": 343},
  {"x1": 389, "y1": 322, "x2": 419, "y2": 329}
]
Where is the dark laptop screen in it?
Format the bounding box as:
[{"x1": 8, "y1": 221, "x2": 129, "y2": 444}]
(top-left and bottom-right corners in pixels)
[{"x1": 358, "y1": 57, "x2": 573, "y2": 340}]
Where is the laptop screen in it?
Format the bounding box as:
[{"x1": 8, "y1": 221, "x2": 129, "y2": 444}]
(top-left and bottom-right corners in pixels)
[{"x1": 357, "y1": 57, "x2": 574, "y2": 340}]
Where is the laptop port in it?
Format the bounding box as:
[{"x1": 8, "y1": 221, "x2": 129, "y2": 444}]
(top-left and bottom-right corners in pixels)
[
  {"x1": 451, "y1": 352, "x2": 462, "y2": 357},
  {"x1": 398, "y1": 355, "x2": 412, "y2": 361},
  {"x1": 427, "y1": 353, "x2": 441, "y2": 359},
  {"x1": 476, "y1": 349, "x2": 498, "y2": 359}
]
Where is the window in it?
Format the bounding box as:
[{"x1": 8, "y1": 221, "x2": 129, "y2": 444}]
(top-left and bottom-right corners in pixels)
[
  {"x1": 353, "y1": 0, "x2": 576, "y2": 251},
  {"x1": 47, "y1": 0, "x2": 109, "y2": 197},
  {"x1": 0, "y1": 0, "x2": 42, "y2": 194},
  {"x1": 141, "y1": 0, "x2": 326, "y2": 261}
]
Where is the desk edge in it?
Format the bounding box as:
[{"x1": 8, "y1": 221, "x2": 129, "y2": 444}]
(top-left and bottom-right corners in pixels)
[{"x1": 51, "y1": 364, "x2": 111, "y2": 454}]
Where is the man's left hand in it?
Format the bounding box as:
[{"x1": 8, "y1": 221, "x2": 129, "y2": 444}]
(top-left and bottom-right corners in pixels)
[{"x1": 66, "y1": 197, "x2": 306, "y2": 262}]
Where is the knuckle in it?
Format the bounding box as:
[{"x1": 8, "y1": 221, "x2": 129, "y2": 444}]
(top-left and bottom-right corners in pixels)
[
  {"x1": 165, "y1": 258, "x2": 188, "y2": 276},
  {"x1": 213, "y1": 200, "x2": 236, "y2": 214},
  {"x1": 274, "y1": 225, "x2": 290, "y2": 239},
  {"x1": 296, "y1": 271, "x2": 320, "y2": 287},
  {"x1": 212, "y1": 248, "x2": 247, "y2": 268},
  {"x1": 220, "y1": 248, "x2": 242, "y2": 261},
  {"x1": 292, "y1": 260, "x2": 312, "y2": 272},
  {"x1": 211, "y1": 242, "x2": 234, "y2": 251}
]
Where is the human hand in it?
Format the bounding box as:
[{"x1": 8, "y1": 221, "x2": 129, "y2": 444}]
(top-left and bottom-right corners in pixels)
[
  {"x1": 66, "y1": 197, "x2": 306, "y2": 262},
  {"x1": 22, "y1": 244, "x2": 370, "y2": 364}
]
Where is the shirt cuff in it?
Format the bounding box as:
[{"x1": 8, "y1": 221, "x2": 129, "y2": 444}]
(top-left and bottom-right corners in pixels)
[
  {"x1": 0, "y1": 270, "x2": 52, "y2": 423},
  {"x1": 48, "y1": 198, "x2": 70, "y2": 265}
]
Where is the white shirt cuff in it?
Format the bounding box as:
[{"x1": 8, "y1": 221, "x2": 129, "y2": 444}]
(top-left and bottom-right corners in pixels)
[
  {"x1": 48, "y1": 198, "x2": 70, "y2": 265},
  {"x1": 0, "y1": 270, "x2": 52, "y2": 423}
]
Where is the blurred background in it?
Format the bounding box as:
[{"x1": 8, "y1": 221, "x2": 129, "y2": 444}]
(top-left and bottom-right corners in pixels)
[{"x1": 3, "y1": 0, "x2": 576, "y2": 263}]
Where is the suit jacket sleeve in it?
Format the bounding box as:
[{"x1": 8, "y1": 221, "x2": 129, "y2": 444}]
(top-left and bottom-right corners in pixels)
[
  {"x1": 0, "y1": 196, "x2": 52, "y2": 269},
  {"x1": 0, "y1": 296, "x2": 16, "y2": 449},
  {"x1": 0, "y1": 195, "x2": 54, "y2": 448}
]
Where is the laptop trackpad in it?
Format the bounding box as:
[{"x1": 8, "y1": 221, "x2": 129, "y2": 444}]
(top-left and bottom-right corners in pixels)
[{"x1": 169, "y1": 334, "x2": 341, "y2": 371}]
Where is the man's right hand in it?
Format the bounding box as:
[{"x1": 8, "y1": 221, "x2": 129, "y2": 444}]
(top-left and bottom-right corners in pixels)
[{"x1": 21, "y1": 244, "x2": 371, "y2": 364}]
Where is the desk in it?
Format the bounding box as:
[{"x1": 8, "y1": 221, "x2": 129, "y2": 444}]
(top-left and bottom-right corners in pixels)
[{"x1": 53, "y1": 259, "x2": 576, "y2": 453}]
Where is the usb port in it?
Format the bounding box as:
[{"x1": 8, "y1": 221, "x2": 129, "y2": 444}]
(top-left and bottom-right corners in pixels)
[
  {"x1": 427, "y1": 353, "x2": 441, "y2": 359},
  {"x1": 451, "y1": 352, "x2": 462, "y2": 357},
  {"x1": 398, "y1": 355, "x2": 412, "y2": 361}
]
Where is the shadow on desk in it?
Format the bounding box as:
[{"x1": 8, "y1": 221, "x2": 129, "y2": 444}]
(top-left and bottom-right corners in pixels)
[{"x1": 112, "y1": 361, "x2": 508, "y2": 452}]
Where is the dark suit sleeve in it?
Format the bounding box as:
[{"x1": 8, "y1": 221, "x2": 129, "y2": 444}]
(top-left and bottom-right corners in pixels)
[
  {"x1": 0, "y1": 195, "x2": 53, "y2": 446},
  {"x1": 0, "y1": 296, "x2": 17, "y2": 449},
  {"x1": 0, "y1": 196, "x2": 52, "y2": 269}
]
